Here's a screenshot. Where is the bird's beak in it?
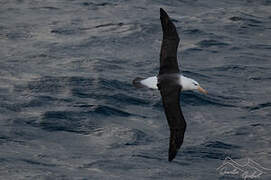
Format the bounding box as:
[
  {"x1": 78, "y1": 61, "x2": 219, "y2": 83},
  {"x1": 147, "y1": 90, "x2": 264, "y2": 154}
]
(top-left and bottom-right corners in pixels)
[{"x1": 198, "y1": 86, "x2": 207, "y2": 94}]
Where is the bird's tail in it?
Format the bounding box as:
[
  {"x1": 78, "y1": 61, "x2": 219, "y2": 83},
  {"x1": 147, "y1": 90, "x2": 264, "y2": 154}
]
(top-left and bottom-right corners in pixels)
[{"x1": 132, "y1": 77, "x2": 145, "y2": 88}]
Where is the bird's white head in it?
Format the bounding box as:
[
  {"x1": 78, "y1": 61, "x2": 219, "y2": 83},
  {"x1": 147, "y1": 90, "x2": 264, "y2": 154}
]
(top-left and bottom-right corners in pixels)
[{"x1": 180, "y1": 75, "x2": 207, "y2": 94}]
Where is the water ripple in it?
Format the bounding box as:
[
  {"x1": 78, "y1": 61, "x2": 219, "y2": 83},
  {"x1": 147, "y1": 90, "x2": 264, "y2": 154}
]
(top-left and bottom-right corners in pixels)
[
  {"x1": 93, "y1": 105, "x2": 131, "y2": 117},
  {"x1": 197, "y1": 39, "x2": 230, "y2": 48},
  {"x1": 181, "y1": 92, "x2": 240, "y2": 108},
  {"x1": 183, "y1": 141, "x2": 241, "y2": 160},
  {"x1": 247, "y1": 102, "x2": 271, "y2": 111}
]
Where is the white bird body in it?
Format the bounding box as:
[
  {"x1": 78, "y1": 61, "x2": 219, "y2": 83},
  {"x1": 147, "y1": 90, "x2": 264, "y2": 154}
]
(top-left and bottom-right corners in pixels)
[{"x1": 138, "y1": 75, "x2": 204, "y2": 92}]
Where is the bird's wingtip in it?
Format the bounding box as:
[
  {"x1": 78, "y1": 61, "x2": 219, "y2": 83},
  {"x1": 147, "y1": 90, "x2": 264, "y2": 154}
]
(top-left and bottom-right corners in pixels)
[
  {"x1": 168, "y1": 147, "x2": 177, "y2": 162},
  {"x1": 168, "y1": 128, "x2": 186, "y2": 162},
  {"x1": 168, "y1": 155, "x2": 174, "y2": 162},
  {"x1": 160, "y1": 8, "x2": 168, "y2": 18}
]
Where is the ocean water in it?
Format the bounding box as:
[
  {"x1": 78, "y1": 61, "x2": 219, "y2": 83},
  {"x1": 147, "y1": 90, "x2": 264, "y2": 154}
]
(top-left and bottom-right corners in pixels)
[{"x1": 1, "y1": 0, "x2": 271, "y2": 179}]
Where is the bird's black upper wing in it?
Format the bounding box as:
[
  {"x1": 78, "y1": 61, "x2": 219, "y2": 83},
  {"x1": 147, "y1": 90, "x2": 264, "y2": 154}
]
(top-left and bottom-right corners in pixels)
[
  {"x1": 158, "y1": 8, "x2": 186, "y2": 162},
  {"x1": 159, "y1": 8, "x2": 180, "y2": 75},
  {"x1": 158, "y1": 81, "x2": 186, "y2": 161}
]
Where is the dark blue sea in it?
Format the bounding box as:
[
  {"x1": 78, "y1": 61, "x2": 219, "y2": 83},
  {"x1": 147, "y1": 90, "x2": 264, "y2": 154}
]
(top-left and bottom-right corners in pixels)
[{"x1": 1, "y1": 0, "x2": 271, "y2": 179}]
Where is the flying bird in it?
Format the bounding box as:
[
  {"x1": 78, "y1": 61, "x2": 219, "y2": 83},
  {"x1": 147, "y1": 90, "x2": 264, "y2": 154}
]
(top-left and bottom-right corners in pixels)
[{"x1": 133, "y1": 8, "x2": 207, "y2": 161}]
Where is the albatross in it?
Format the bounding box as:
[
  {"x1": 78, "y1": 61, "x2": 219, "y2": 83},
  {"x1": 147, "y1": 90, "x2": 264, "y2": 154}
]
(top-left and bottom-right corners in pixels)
[{"x1": 133, "y1": 8, "x2": 207, "y2": 161}]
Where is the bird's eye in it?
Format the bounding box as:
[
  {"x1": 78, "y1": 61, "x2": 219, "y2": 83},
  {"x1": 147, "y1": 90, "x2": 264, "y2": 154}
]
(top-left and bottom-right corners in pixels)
[{"x1": 193, "y1": 83, "x2": 198, "y2": 86}]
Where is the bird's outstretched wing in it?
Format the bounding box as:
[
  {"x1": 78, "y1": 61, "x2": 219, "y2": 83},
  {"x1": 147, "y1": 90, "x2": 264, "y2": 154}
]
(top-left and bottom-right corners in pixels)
[
  {"x1": 159, "y1": 8, "x2": 180, "y2": 75},
  {"x1": 158, "y1": 82, "x2": 186, "y2": 161},
  {"x1": 158, "y1": 8, "x2": 186, "y2": 162}
]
